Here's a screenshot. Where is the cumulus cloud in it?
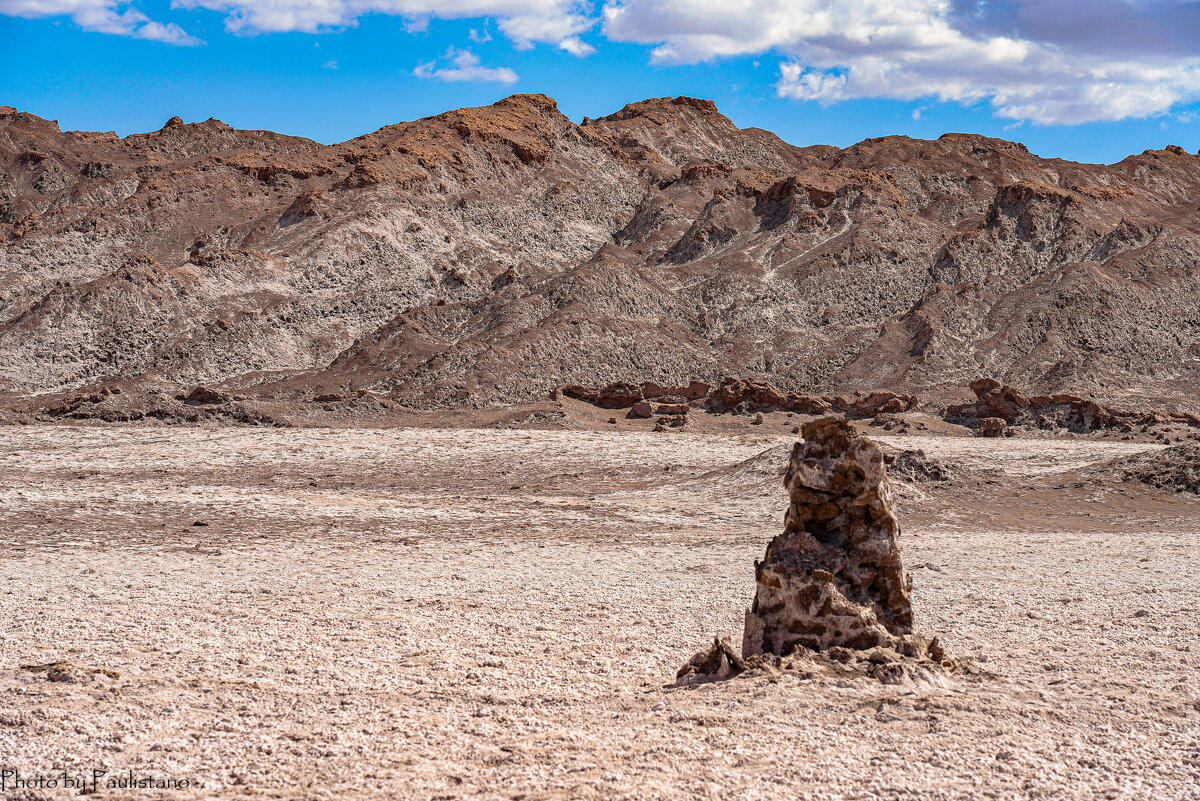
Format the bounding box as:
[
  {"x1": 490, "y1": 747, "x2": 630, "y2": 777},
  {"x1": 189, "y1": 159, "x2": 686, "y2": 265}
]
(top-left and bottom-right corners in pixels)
[
  {"x1": 0, "y1": 0, "x2": 201, "y2": 43},
  {"x1": 414, "y1": 46, "x2": 518, "y2": 84},
  {"x1": 8, "y1": 0, "x2": 1200, "y2": 123},
  {"x1": 602, "y1": 0, "x2": 1200, "y2": 124}
]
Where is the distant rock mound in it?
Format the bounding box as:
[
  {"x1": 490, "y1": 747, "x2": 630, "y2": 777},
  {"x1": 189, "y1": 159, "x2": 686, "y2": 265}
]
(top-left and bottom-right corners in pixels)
[
  {"x1": 561, "y1": 377, "x2": 918, "y2": 418},
  {"x1": 1089, "y1": 445, "x2": 1200, "y2": 494},
  {"x1": 882, "y1": 446, "x2": 955, "y2": 483},
  {"x1": 695, "y1": 443, "x2": 792, "y2": 494},
  {"x1": 944, "y1": 378, "x2": 1200, "y2": 434}
]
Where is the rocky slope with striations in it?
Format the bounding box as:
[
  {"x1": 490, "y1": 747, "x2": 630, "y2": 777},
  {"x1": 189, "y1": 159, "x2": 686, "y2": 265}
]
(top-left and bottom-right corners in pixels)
[{"x1": 3, "y1": 94, "x2": 1200, "y2": 411}]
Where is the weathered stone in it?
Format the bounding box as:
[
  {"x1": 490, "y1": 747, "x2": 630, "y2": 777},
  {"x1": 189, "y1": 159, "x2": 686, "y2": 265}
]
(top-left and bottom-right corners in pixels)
[
  {"x1": 561, "y1": 382, "x2": 643, "y2": 408},
  {"x1": 846, "y1": 390, "x2": 918, "y2": 418},
  {"x1": 978, "y1": 416, "x2": 1008, "y2": 437},
  {"x1": 707, "y1": 377, "x2": 788, "y2": 413},
  {"x1": 179, "y1": 386, "x2": 231, "y2": 405},
  {"x1": 627, "y1": 401, "x2": 654, "y2": 419},
  {"x1": 743, "y1": 417, "x2": 913, "y2": 657},
  {"x1": 641, "y1": 380, "x2": 710, "y2": 400},
  {"x1": 675, "y1": 638, "x2": 744, "y2": 685},
  {"x1": 653, "y1": 402, "x2": 690, "y2": 415}
]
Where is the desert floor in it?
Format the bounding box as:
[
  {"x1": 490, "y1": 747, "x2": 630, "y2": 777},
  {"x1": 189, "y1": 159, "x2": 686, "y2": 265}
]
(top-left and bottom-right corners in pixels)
[{"x1": 1, "y1": 424, "x2": 1198, "y2": 800}]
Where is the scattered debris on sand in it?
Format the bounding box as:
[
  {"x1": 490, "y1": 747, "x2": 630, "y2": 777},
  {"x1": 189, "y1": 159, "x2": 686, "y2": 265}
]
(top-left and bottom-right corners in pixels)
[
  {"x1": 20, "y1": 661, "x2": 120, "y2": 683},
  {"x1": 679, "y1": 418, "x2": 956, "y2": 687}
]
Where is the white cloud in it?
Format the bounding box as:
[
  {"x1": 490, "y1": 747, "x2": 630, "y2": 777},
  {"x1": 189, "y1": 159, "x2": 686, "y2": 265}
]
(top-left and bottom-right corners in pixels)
[
  {"x1": 558, "y1": 35, "x2": 595, "y2": 56},
  {"x1": 7, "y1": 0, "x2": 1200, "y2": 123},
  {"x1": 496, "y1": 8, "x2": 592, "y2": 50},
  {"x1": 323, "y1": 58, "x2": 338, "y2": 69},
  {"x1": 602, "y1": 0, "x2": 1200, "y2": 124},
  {"x1": 169, "y1": 0, "x2": 596, "y2": 55},
  {"x1": 0, "y1": 0, "x2": 201, "y2": 43},
  {"x1": 135, "y1": 19, "x2": 201, "y2": 44},
  {"x1": 414, "y1": 46, "x2": 518, "y2": 84}
]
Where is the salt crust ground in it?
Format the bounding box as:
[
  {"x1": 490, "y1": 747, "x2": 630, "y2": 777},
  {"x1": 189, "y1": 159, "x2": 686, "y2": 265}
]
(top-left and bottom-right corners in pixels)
[{"x1": 1, "y1": 426, "x2": 1198, "y2": 800}]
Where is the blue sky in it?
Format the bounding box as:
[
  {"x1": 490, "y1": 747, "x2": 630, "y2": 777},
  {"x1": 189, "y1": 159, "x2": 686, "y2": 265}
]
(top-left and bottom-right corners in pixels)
[{"x1": 3, "y1": 0, "x2": 1199, "y2": 164}]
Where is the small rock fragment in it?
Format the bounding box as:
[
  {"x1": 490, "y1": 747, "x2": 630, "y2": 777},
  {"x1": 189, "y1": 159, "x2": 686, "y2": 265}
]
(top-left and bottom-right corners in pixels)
[
  {"x1": 628, "y1": 401, "x2": 654, "y2": 419},
  {"x1": 978, "y1": 417, "x2": 1008, "y2": 437},
  {"x1": 676, "y1": 638, "x2": 744, "y2": 685}
]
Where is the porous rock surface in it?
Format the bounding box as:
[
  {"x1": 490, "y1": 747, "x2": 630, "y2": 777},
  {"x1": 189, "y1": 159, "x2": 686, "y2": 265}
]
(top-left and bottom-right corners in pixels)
[
  {"x1": 743, "y1": 417, "x2": 913, "y2": 657},
  {"x1": 678, "y1": 418, "x2": 954, "y2": 687}
]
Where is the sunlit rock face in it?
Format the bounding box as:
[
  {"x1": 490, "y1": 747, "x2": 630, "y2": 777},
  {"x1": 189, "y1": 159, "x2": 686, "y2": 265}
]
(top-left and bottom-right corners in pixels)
[{"x1": 743, "y1": 417, "x2": 913, "y2": 657}]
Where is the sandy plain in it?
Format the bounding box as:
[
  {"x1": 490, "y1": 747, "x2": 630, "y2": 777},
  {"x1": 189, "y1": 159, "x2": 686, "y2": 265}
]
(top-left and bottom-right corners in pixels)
[{"x1": 0, "y1": 423, "x2": 1198, "y2": 800}]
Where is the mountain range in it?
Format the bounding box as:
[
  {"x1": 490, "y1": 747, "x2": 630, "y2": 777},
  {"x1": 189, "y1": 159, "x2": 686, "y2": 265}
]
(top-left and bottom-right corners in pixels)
[{"x1": 3, "y1": 94, "x2": 1200, "y2": 412}]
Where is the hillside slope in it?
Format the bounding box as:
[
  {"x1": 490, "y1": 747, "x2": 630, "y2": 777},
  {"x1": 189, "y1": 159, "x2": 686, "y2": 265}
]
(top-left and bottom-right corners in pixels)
[{"x1": 3, "y1": 96, "x2": 1199, "y2": 409}]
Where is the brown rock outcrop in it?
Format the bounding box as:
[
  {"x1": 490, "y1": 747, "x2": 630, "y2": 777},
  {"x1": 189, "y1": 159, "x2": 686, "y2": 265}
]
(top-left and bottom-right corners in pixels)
[
  {"x1": 561, "y1": 382, "x2": 644, "y2": 408},
  {"x1": 627, "y1": 401, "x2": 653, "y2": 419},
  {"x1": 743, "y1": 417, "x2": 913, "y2": 657},
  {"x1": 945, "y1": 378, "x2": 1200, "y2": 433},
  {"x1": 179, "y1": 386, "x2": 231, "y2": 405},
  {"x1": 846, "y1": 390, "x2": 918, "y2": 418},
  {"x1": 653, "y1": 402, "x2": 690, "y2": 415},
  {"x1": 708, "y1": 377, "x2": 788, "y2": 413}
]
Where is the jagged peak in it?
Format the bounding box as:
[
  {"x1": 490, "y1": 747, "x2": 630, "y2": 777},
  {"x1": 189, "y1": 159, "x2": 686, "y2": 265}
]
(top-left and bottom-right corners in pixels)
[
  {"x1": 592, "y1": 96, "x2": 722, "y2": 124},
  {"x1": 157, "y1": 116, "x2": 233, "y2": 133},
  {"x1": 492, "y1": 93, "x2": 560, "y2": 115},
  {"x1": 0, "y1": 107, "x2": 62, "y2": 132},
  {"x1": 937, "y1": 132, "x2": 1031, "y2": 156}
]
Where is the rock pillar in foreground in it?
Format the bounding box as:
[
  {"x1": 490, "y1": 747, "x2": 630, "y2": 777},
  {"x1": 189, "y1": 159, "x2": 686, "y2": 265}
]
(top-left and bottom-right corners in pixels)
[{"x1": 743, "y1": 417, "x2": 913, "y2": 657}]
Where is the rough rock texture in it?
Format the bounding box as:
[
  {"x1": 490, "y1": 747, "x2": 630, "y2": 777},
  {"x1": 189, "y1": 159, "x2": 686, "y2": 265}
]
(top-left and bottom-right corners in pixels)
[
  {"x1": 1087, "y1": 444, "x2": 1200, "y2": 494},
  {"x1": 6, "y1": 97, "x2": 1200, "y2": 410},
  {"x1": 881, "y1": 447, "x2": 955, "y2": 483},
  {"x1": 676, "y1": 638, "x2": 744, "y2": 686},
  {"x1": 742, "y1": 418, "x2": 914, "y2": 657}
]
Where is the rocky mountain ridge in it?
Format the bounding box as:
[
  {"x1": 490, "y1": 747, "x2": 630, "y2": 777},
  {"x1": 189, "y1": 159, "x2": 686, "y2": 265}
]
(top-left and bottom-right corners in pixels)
[{"x1": 3, "y1": 94, "x2": 1200, "y2": 412}]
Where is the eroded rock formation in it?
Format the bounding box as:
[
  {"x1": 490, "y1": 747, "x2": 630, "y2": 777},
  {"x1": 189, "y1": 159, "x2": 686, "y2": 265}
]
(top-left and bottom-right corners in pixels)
[
  {"x1": 743, "y1": 417, "x2": 913, "y2": 656},
  {"x1": 945, "y1": 377, "x2": 1200, "y2": 434},
  {"x1": 560, "y1": 377, "x2": 917, "y2": 419},
  {"x1": 677, "y1": 418, "x2": 956, "y2": 686}
]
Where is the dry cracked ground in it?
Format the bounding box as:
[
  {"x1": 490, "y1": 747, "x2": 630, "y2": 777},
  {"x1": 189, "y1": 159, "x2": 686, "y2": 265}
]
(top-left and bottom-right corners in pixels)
[{"x1": 1, "y1": 424, "x2": 1198, "y2": 800}]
